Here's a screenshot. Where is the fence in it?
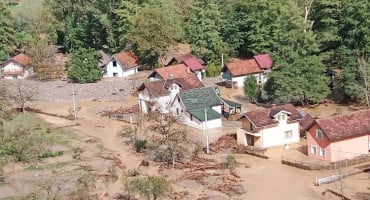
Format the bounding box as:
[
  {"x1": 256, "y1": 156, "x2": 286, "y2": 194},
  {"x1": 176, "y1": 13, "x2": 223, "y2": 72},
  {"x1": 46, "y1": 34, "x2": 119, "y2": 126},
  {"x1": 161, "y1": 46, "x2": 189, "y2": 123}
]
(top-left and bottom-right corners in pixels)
[{"x1": 281, "y1": 154, "x2": 370, "y2": 171}]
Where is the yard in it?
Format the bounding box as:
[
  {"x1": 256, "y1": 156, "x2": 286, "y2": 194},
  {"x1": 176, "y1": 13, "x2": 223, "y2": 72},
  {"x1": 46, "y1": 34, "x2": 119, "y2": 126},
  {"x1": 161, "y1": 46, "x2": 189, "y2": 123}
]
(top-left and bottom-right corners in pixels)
[{"x1": 0, "y1": 76, "x2": 369, "y2": 199}]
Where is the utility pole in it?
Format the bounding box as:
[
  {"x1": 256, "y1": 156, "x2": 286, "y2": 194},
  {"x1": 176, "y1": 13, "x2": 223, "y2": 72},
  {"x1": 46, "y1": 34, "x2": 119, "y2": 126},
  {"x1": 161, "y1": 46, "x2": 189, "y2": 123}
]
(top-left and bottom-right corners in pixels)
[
  {"x1": 72, "y1": 83, "x2": 77, "y2": 120},
  {"x1": 204, "y1": 108, "x2": 209, "y2": 154}
]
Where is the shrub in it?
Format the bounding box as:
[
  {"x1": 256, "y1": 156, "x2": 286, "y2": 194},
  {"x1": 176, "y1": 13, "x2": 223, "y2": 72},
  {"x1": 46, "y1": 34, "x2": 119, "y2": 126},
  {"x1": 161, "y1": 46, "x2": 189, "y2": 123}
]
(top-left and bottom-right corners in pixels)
[
  {"x1": 224, "y1": 154, "x2": 237, "y2": 170},
  {"x1": 134, "y1": 139, "x2": 147, "y2": 153}
]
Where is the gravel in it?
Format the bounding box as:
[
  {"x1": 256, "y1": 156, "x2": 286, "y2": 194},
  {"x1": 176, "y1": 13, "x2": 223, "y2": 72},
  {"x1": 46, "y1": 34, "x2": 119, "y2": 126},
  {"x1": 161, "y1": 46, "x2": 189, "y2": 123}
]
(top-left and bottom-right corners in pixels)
[{"x1": 2, "y1": 72, "x2": 221, "y2": 102}]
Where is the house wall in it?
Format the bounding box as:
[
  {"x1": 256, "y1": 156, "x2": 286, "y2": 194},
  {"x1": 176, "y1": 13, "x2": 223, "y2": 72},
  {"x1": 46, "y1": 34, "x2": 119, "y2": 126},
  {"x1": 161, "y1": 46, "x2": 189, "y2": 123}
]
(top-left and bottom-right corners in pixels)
[
  {"x1": 231, "y1": 73, "x2": 267, "y2": 88},
  {"x1": 259, "y1": 120, "x2": 300, "y2": 148},
  {"x1": 2, "y1": 62, "x2": 26, "y2": 79},
  {"x1": 104, "y1": 60, "x2": 138, "y2": 77},
  {"x1": 330, "y1": 135, "x2": 369, "y2": 162},
  {"x1": 172, "y1": 97, "x2": 222, "y2": 130},
  {"x1": 307, "y1": 123, "x2": 332, "y2": 162},
  {"x1": 138, "y1": 88, "x2": 172, "y2": 113}
]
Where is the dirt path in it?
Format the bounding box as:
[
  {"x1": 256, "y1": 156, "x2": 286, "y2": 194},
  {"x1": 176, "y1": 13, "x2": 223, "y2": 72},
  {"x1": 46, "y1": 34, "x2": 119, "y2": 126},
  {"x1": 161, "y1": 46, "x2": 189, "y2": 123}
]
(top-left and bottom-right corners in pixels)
[{"x1": 30, "y1": 98, "x2": 159, "y2": 197}]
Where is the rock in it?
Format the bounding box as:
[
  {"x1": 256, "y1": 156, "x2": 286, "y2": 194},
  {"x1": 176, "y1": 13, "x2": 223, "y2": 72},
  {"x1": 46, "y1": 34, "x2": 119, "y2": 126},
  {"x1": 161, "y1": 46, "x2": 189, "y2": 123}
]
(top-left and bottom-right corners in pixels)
[{"x1": 140, "y1": 160, "x2": 150, "y2": 166}]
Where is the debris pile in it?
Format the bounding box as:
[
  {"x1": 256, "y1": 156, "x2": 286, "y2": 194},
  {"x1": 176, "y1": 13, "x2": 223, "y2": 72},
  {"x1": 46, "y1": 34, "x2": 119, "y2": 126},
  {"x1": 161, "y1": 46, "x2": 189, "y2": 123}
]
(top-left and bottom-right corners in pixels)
[
  {"x1": 100, "y1": 105, "x2": 140, "y2": 118},
  {"x1": 209, "y1": 134, "x2": 238, "y2": 152}
]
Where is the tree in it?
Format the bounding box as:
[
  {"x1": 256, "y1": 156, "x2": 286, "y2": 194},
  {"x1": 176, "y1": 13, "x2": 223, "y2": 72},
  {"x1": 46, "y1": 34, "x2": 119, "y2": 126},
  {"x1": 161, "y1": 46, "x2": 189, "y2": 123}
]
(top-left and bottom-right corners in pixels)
[
  {"x1": 0, "y1": 1, "x2": 15, "y2": 62},
  {"x1": 185, "y1": 0, "x2": 229, "y2": 62},
  {"x1": 254, "y1": 0, "x2": 331, "y2": 104},
  {"x1": 130, "y1": 176, "x2": 172, "y2": 200},
  {"x1": 149, "y1": 112, "x2": 188, "y2": 168},
  {"x1": 6, "y1": 80, "x2": 38, "y2": 114},
  {"x1": 338, "y1": 1, "x2": 370, "y2": 105},
  {"x1": 66, "y1": 48, "x2": 102, "y2": 83},
  {"x1": 123, "y1": 0, "x2": 183, "y2": 65},
  {"x1": 219, "y1": 0, "x2": 248, "y2": 56},
  {"x1": 243, "y1": 76, "x2": 259, "y2": 102}
]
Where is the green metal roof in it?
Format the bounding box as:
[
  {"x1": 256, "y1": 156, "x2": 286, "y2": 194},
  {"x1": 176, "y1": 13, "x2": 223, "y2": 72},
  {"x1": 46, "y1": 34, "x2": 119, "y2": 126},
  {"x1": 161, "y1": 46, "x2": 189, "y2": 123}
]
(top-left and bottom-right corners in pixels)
[
  {"x1": 179, "y1": 87, "x2": 222, "y2": 110},
  {"x1": 222, "y1": 72, "x2": 232, "y2": 80},
  {"x1": 189, "y1": 107, "x2": 221, "y2": 121},
  {"x1": 221, "y1": 98, "x2": 242, "y2": 108}
]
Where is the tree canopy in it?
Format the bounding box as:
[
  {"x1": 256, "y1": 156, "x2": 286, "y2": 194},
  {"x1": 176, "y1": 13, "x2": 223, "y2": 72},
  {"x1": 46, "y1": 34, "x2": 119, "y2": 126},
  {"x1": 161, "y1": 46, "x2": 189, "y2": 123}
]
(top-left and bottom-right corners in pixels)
[{"x1": 2, "y1": 0, "x2": 369, "y2": 105}]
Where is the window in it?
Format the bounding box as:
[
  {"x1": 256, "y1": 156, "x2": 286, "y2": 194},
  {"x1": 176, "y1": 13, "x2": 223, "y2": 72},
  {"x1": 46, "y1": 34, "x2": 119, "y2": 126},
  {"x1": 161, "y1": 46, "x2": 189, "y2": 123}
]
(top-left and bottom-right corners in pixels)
[
  {"x1": 113, "y1": 61, "x2": 117, "y2": 67},
  {"x1": 311, "y1": 146, "x2": 317, "y2": 155},
  {"x1": 190, "y1": 115, "x2": 193, "y2": 121},
  {"x1": 176, "y1": 108, "x2": 179, "y2": 115},
  {"x1": 177, "y1": 98, "x2": 180, "y2": 103},
  {"x1": 319, "y1": 148, "x2": 326, "y2": 157},
  {"x1": 113, "y1": 72, "x2": 118, "y2": 77},
  {"x1": 278, "y1": 114, "x2": 286, "y2": 121},
  {"x1": 316, "y1": 130, "x2": 323, "y2": 139},
  {"x1": 284, "y1": 130, "x2": 292, "y2": 139}
]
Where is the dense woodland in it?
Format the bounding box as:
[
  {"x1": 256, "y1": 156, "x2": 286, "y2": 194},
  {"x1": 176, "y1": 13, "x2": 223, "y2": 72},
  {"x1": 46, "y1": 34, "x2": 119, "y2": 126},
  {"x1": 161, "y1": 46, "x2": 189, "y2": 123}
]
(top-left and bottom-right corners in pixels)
[{"x1": 0, "y1": 0, "x2": 369, "y2": 105}]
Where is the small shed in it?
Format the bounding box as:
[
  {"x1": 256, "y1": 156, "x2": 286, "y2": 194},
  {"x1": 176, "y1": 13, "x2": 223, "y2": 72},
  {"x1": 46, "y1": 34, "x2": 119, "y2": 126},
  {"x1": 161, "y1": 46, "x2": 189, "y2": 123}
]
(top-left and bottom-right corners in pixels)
[{"x1": 221, "y1": 98, "x2": 242, "y2": 115}]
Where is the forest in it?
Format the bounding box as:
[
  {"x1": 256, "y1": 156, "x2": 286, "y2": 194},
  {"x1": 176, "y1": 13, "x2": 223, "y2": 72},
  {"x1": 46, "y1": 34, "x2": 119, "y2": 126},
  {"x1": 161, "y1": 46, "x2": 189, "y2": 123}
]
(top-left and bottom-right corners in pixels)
[{"x1": 0, "y1": 0, "x2": 369, "y2": 105}]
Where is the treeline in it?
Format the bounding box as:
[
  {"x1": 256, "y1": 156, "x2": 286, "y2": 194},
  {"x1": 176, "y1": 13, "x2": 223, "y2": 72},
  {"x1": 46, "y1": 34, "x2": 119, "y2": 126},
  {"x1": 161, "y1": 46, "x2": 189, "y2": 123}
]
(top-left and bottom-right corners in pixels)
[{"x1": 0, "y1": 0, "x2": 369, "y2": 105}]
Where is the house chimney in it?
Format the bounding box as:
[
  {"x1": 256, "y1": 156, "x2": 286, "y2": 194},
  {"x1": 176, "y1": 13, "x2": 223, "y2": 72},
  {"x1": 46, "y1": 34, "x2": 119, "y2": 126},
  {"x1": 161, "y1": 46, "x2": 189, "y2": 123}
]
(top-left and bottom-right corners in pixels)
[{"x1": 168, "y1": 74, "x2": 174, "y2": 79}]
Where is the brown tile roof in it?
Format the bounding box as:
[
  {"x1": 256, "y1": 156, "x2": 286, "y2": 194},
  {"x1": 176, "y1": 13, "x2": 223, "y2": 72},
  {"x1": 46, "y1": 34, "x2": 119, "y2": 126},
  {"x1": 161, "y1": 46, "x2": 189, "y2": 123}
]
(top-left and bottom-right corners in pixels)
[
  {"x1": 138, "y1": 76, "x2": 204, "y2": 97},
  {"x1": 113, "y1": 51, "x2": 139, "y2": 69},
  {"x1": 299, "y1": 113, "x2": 315, "y2": 133},
  {"x1": 253, "y1": 54, "x2": 273, "y2": 69},
  {"x1": 243, "y1": 104, "x2": 304, "y2": 128},
  {"x1": 175, "y1": 54, "x2": 205, "y2": 65},
  {"x1": 10, "y1": 53, "x2": 31, "y2": 66},
  {"x1": 315, "y1": 109, "x2": 370, "y2": 142},
  {"x1": 150, "y1": 64, "x2": 194, "y2": 80},
  {"x1": 223, "y1": 58, "x2": 262, "y2": 77},
  {"x1": 99, "y1": 50, "x2": 111, "y2": 67}
]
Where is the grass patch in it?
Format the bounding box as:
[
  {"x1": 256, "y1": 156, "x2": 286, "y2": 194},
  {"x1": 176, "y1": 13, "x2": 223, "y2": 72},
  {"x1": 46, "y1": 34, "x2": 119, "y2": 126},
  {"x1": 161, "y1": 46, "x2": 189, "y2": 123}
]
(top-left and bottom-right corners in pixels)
[
  {"x1": 26, "y1": 165, "x2": 44, "y2": 171},
  {"x1": 43, "y1": 161, "x2": 75, "y2": 170}
]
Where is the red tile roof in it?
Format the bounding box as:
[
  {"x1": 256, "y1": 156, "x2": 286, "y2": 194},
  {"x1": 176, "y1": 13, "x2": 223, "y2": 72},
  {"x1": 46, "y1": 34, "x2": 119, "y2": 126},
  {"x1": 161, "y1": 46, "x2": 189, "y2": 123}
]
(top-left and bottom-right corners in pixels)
[
  {"x1": 299, "y1": 113, "x2": 315, "y2": 133},
  {"x1": 315, "y1": 109, "x2": 370, "y2": 142},
  {"x1": 175, "y1": 54, "x2": 205, "y2": 65},
  {"x1": 138, "y1": 76, "x2": 204, "y2": 97},
  {"x1": 253, "y1": 54, "x2": 273, "y2": 69},
  {"x1": 11, "y1": 53, "x2": 31, "y2": 66},
  {"x1": 150, "y1": 64, "x2": 194, "y2": 80},
  {"x1": 242, "y1": 104, "x2": 304, "y2": 128},
  {"x1": 113, "y1": 51, "x2": 139, "y2": 69},
  {"x1": 182, "y1": 57, "x2": 205, "y2": 71},
  {"x1": 223, "y1": 58, "x2": 262, "y2": 77}
]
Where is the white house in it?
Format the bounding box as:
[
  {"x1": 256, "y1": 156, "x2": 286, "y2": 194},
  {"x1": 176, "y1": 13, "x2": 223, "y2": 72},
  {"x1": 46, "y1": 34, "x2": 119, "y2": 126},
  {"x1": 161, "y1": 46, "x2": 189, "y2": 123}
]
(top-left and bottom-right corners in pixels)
[
  {"x1": 237, "y1": 104, "x2": 307, "y2": 148},
  {"x1": 138, "y1": 76, "x2": 204, "y2": 113},
  {"x1": 221, "y1": 54, "x2": 273, "y2": 88},
  {"x1": 172, "y1": 87, "x2": 223, "y2": 130},
  {"x1": 1, "y1": 53, "x2": 33, "y2": 79},
  {"x1": 103, "y1": 51, "x2": 140, "y2": 77}
]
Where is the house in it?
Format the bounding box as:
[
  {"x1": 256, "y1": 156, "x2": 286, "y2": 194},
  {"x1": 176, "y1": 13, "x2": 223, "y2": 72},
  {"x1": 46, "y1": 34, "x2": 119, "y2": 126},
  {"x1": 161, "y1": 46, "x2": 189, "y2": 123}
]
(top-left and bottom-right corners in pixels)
[
  {"x1": 166, "y1": 54, "x2": 206, "y2": 80},
  {"x1": 99, "y1": 50, "x2": 111, "y2": 68},
  {"x1": 172, "y1": 87, "x2": 223, "y2": 130},
  {"x1": 237, "y1": 104, "x2": 309, "y2": 148},
  {"x1": 307, "y1": 109, "x2": 370, "y2": 162},
  {"x1": 138, "y1": 76, "x2": 204, "y2": 113},
  {"x1": 1, "y1": 53, "x2": 33, "y2": 79},
  {"x1": 103, "y1": 51, "x2": 139, "y2": 77},
  {"x1": 221, "y1": 54, "x2": 273, "y2": 88},
  {"x1": 148, "y1": 64, "x2": 194, "y2": 81}
]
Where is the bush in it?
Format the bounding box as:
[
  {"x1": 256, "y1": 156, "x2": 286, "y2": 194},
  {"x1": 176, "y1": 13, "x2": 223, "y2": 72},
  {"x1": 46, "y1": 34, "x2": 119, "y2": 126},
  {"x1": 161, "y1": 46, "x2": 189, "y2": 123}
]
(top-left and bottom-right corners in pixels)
[
  {"x1": 224, "y1": 154, "x2": 237, "y2": 170},
  {"x1": 134, "y1": 139, "x2": 147, "y2": 153},
  {"x1": 38, "y1": 150, "x2": 64, "y2": 159}
]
